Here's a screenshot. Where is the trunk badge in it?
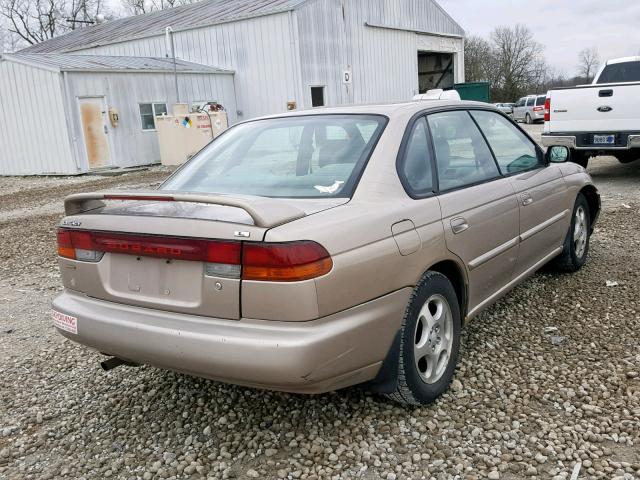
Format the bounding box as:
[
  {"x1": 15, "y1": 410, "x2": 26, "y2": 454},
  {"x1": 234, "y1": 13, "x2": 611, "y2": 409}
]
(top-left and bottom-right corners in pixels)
[{"x1": 234, "y1": 231, "x2": 250, "y2": 238}]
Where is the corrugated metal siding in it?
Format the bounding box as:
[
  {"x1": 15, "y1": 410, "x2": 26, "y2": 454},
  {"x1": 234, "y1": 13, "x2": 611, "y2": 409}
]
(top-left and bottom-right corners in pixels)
[
  {"x1": 295, "y1": 0, "x2": 464, "y2": 108},
  {"x1": 21, "y1": 0, "x2": 307, "y2": 54},
  {"x1": 65, "y1": 71, "x2": 237, "y2": 170},
  {"x1": 0, "y1": 61, "x2": 76, "y2": 175},
  {"x1": 72, "y1": 13, "x2": 299, "y2": 120},
  {"x1": 4, "y1": 53, "x2": 233, "y2": 73}
]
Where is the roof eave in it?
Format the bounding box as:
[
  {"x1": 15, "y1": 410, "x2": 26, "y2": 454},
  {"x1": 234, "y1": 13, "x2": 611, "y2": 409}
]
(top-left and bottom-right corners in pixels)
[{"x1": 23, "y1": 6, "x2": 299, "y2": 54}]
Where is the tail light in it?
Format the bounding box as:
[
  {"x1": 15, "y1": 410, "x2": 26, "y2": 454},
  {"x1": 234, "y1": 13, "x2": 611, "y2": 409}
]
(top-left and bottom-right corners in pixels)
[
  {"x1": 243, "y1": 242, "x2": 332, "y2": 282},
  {"x1": 533, "y1": 106, "x2": 543, "y2": 112},
  {"x1": 544, "y1": 97, "x2": 551, "y2": 122},
  {"x1": 57, "y1": 229, "x2": 332, "y2": 282}
]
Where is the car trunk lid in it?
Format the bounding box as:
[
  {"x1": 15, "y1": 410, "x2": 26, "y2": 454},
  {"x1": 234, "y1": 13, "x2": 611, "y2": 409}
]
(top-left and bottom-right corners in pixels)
[{"x1": 58, "y1": 191, "x2": 346, "y2": 320}]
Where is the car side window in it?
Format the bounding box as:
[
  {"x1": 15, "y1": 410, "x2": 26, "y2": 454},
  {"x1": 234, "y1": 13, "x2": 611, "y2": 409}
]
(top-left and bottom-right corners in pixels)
[
  {"x1": 399, "y1": 117, "x2": 434, "y2": 195},
  {"x1": 526, "y1": 97, "x2": 535, "y2": 107},
  {"x1": 427, "y1": 111, "x2": 500, "y2": 191},
  {"x1": 471, "y1": 110, "x2": 541, "y2": 174}
]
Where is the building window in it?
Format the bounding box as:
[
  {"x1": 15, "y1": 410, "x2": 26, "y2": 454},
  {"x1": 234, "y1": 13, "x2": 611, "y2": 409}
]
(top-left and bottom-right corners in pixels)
[
  {"x1": 311, "y1": 87, "x2": 325, "y2": 108},
  {"x1": 139, "y1": 103, "x2": 168, "y2": 130}
]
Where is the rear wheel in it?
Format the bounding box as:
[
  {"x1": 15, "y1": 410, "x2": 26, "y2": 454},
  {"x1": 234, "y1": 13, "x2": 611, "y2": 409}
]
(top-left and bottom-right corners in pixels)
[
  {"x1": 525, "y1": 113, "x2": 532, "y2": 124},
  {"x1": 550, "y1": 193, "x2": 590, "y2": 272},
  {"x1": 385, "y1": 271, "x2": 461, "y2": 406},
  {"x1": 570, "y1": 150, "x2": 590, "y2": 169},
  {"x1": 615, "y1": 151, "x2": 640, "y2": 164}
]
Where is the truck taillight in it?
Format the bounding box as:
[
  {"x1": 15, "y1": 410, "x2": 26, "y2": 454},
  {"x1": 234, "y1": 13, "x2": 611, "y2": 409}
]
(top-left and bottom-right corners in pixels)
[
  {"x1": 544, "y1": 97, "x2": 551, "y2": 122},
  {"x1": 57, "y1": 229, "x2": 332, "y2": 281}
]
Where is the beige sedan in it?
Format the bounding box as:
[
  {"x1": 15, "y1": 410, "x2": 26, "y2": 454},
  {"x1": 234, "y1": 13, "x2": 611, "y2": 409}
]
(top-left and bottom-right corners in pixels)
[{"x1": 53, "y1": 101, "x2": 600, "y2": 405}]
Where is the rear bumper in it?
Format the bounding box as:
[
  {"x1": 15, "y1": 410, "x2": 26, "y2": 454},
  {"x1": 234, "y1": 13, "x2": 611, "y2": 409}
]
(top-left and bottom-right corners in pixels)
[
  {"x1": 51, "y1": 288, "x2": 410, "y2": 394},
  {"x1": 542, "y1": 132, "x2": 640, "y2": 150}
]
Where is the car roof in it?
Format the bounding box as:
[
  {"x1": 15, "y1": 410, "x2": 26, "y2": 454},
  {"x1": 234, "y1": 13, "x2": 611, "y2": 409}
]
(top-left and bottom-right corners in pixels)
[{"x1": 252, "y1": 100, "x2": 497, "y2": 121}]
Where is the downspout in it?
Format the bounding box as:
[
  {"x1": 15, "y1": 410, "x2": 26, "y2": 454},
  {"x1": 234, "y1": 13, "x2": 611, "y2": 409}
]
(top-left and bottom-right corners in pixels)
[
  {"x1": 288, "y1": 10, "x2": 305, "y2": 110},
  {"x1": 61, "y1": 71, "x2": 82, "y2": 172},
  {"x1": 165, "y1": 26, "x2": 180, "y2": 103}
]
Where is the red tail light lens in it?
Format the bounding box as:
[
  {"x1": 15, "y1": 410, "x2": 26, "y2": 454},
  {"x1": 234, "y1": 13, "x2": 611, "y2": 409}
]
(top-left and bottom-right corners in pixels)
[
  {"x1": 242, "y1": 241, "x2": 332, "y2": 282},
  {"x1": 544, "y1": 97, "x2": 551, "y2": 122},
  {"x1": 533, "y1": 106, "x2": 543, "y2": 112},
  {"x1": 90, "y1": 232, "x2": 241, "y2": 263},
  {"x1": 57, "y1": 229, "x2": 75, "y2": 259},
  {"x1": 57, "y1": 229, "x2": 241, "y2": 264},
  {"x1": 57, "y1": 230, "x2": 332, "y2": 281}
]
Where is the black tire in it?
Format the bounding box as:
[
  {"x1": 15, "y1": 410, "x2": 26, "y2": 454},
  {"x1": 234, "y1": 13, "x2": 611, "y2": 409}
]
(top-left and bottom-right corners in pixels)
[
  {"x1": 570, "y1": 150, "x2": 590, "y2": 169},
  {"x1": 385, "y1": 271, "x2": 461, "y2": 406},
  {"x1": 550, "y1": 193, "x2": 591, "y2": 272},
  {"x1": 525, "y1": 113, "x2": 532, "y2": 125},
  {"x1": 615, "y1": 151, "x2": 640, "y2": 164}
]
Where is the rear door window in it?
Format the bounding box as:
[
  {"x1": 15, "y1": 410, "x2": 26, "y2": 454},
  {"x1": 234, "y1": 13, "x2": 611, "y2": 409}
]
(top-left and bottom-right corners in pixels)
[
  {"x1": 427, "y1": 111, "x2": 500, "y2": 191},
  {"x1": 398, "y1": 117, "x2": 434, "y2": 195},
  {"x1": 471, "y1": 110, "x2": 541, "y2": 174}
]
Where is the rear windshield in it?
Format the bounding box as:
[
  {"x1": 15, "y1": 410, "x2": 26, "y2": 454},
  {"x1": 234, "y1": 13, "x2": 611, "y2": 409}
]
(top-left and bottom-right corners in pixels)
[
  {"x1": 161, "y1": 115, "x2": 386, "y2": 198},
  {"x1": 526, "y1": 97, "x2": 535, "y2": 106},
  {"x1": 597, "y1": 61, "x2": 640, "y2": 84},
  {"x1": 535, "y1": 96, "x2": 546, "y2": 106}
]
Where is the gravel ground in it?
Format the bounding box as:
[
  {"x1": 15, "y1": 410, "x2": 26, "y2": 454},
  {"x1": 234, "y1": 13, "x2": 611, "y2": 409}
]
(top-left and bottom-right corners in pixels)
[{"x1": 1, "y1": 130, "x2": 639, "y2": 480}]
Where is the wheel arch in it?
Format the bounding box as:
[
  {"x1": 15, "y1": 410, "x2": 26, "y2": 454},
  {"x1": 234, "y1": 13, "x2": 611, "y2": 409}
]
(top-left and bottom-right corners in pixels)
[
  {"x1": 579, "y1": 184, "x2": 600, "y2": 231},
  {"x1": 426, "y1": 259, "x2": 468, "y2": 321}
]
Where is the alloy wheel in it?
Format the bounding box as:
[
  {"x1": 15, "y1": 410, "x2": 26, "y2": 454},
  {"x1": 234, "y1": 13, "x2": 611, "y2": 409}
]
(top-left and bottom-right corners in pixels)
[
  {"x1": 413, "y1": 294, "x2": 454, "y2": 384},
  {"x1": 574, "y1": 205, "x2": 588, "y2": 258}
]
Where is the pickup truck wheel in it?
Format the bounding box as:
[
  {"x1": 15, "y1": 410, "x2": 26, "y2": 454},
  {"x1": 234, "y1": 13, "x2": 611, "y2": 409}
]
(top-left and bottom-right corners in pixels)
[
  {"x1": 550, "y1": 193, "x2": 590, "y2": 272},
  {"x1": 385, "y1": 271, "x2": 461, "y2": 406},
  {"x1": 525, "y1": 113, "x2": 532, "y2": 124},
  {"x1": 615, "y1": 152, "x2": 640, "y2": 164},
  {"x1": 570, "y1": 150, "x2": 590, "y2": 169}
]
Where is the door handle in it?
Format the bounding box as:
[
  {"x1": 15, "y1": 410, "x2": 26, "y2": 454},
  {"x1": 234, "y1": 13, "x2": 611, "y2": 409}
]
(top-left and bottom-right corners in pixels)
[
  {"x1": 599, "y1": 89, "x2": 613, "y2": 97},
  {"x1": 451, "y1": 217, "x2": 469, "y2": 234},
  {"x1": 521, "y1": 193, "x2": 533, "y2": 206}
]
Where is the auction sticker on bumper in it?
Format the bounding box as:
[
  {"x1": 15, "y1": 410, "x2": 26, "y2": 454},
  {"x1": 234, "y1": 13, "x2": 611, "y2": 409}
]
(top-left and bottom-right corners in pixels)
[{"x1": 52, "y1": 310, "x2": 77, "y2": 334}]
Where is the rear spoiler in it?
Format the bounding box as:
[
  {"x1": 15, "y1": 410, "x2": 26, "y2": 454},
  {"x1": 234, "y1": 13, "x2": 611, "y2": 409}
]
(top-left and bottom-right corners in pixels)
[{"x1": 63, "y1": 191, "x2": 306, "y2": 228}]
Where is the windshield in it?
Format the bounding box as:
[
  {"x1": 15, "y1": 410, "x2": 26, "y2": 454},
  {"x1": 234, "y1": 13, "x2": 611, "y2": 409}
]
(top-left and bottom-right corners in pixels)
[
  {"x1": 161, "y1": 115, "x2": 386, "y2": 198},
  {"x1": 597, "y1": 61, "x2": 640, "y2": 84}
]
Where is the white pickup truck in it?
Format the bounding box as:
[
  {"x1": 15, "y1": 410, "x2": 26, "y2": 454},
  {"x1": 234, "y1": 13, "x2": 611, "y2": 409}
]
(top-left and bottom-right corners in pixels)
[{"x1": 542, "y1": 56, "x2": 640, "y2": 168}]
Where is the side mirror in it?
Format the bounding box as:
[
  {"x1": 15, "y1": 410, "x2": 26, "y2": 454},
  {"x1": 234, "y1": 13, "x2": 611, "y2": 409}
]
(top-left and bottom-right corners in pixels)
[{"x1": 546, "y1": 145, "x2": 570, "y2": 163}]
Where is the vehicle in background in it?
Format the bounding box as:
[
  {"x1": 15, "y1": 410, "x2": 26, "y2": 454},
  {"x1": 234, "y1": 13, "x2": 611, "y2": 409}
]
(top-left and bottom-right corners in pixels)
[
  {"x1": 542, "y1": 56, "x2": 640, "y2": 168},
  {"x1": 493, "y1": 103, "x2": 515, "y2": 115},
  {"x1": 513, "y1": 95, "x2": 546, "y2": 124},
  {"x1": 52, "y1": 102, "x2": 599, "y2": 406}
]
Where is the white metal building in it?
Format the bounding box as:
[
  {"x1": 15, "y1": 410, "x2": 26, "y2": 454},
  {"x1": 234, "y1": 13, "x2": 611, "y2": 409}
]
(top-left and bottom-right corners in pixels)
[
  {"x1": 0, "y1": 54, "x2": 235, "y2": 175},
  {"x1": 3, "y1": 0, "x2": 465, "y2": 175}
]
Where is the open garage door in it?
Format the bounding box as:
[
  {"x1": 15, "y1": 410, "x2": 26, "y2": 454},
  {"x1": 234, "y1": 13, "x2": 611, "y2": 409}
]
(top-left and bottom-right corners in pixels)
[{"x1": 418, "y1": 52, "x2": 454, "y2": 93}]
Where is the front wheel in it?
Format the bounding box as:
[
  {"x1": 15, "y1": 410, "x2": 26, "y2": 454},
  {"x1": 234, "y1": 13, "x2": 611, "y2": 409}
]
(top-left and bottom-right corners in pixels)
[
  {"x1": 385, "y1": 271, "x2": 461, "y2": 406},
  {"x1": 550, "y1": 193, "x2": 590, "y2": 272}
]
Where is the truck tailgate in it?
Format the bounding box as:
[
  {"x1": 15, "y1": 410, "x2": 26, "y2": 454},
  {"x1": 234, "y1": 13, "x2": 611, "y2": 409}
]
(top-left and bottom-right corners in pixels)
[{"x1": 548, "y1": 83, "x2": 640, "y2": 132}]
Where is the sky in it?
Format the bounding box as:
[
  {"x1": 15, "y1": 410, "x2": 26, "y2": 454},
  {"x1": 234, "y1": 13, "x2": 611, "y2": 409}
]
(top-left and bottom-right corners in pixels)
[{"x1": 437, "y1": 0, "x2": 640, "y2": 76}]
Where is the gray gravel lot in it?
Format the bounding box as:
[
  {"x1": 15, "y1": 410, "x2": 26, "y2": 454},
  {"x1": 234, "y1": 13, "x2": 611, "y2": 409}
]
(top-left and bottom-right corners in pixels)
[{"x1": 1, "y1": 125, "x2": 639, "y2": 480}]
